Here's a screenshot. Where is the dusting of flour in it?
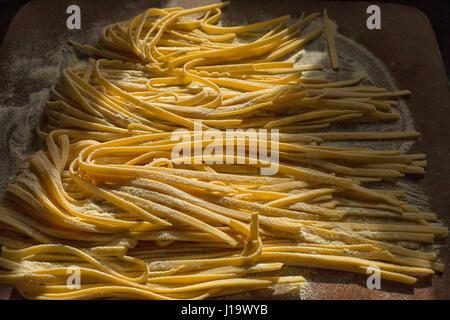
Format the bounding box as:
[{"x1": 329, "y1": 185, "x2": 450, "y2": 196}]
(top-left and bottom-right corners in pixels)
[{"x1": 0, "y1": 44, "x2": 76, "y2": 196}]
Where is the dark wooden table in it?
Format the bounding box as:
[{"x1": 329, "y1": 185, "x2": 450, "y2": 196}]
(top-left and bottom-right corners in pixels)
[{"x1": 0, "y1": 0, "x2": 449, "y2": 299}]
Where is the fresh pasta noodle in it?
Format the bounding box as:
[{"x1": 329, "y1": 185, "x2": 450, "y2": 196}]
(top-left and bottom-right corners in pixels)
[
  {"x1": 0, "y1": 2, "x2": 447, "y2": 300},
  {"x1": 322, "y1": 8, "x2": 340, "y2": 69}
]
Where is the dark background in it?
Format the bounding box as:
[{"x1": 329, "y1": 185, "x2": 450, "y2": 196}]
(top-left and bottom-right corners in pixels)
[{"x1": 1, "y1": 0, "x2": 448, "y2": 78}]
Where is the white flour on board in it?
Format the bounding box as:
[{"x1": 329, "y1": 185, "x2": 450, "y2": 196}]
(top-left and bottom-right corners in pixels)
[{"x1": 0, "y1": 45, "x2": 76, "y2": 196}]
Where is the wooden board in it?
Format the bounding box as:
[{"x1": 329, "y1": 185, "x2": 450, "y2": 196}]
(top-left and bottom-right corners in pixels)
[{"x1": 0, "y1": 0, "x2": 448, "y2": 300}]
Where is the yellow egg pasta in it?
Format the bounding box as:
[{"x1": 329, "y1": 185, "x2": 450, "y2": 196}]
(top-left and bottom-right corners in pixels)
[{"x1": 0, "y1": 2, "x2": 446, "y2": 300}]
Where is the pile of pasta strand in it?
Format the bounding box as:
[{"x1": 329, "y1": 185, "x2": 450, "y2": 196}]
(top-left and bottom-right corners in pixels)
[
  {"x1": 38, "y1": 58, "x2": 411, "y2": 138},
  {"x1": 0, "y1": 2, "x2": 447, "y2": 300}
]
